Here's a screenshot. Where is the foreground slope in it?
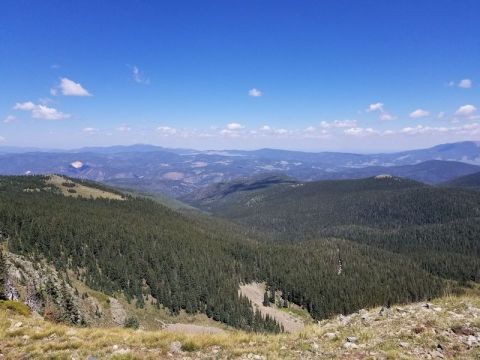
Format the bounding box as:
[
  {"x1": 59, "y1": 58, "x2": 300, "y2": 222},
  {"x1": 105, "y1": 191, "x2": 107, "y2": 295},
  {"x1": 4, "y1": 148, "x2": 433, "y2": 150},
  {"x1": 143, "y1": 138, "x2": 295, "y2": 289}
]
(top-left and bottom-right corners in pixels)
[{"x1": 1, "y1": 291, "x2": 480, "y2": 359}]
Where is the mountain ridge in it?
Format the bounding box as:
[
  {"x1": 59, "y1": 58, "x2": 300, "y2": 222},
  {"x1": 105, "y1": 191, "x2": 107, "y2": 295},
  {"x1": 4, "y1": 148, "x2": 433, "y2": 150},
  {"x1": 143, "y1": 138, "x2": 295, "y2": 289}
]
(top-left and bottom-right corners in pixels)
[{"x1": 2, "y1": 141, "x2": 480, "y2": 197}]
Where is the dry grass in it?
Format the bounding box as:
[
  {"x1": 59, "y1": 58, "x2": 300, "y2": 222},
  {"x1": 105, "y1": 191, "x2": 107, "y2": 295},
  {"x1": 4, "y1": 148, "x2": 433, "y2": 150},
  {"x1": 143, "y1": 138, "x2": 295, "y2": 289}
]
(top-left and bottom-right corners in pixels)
[
  {"x1": 1, "y1": 293, "x2": 480, "y2": 359},
  {"x1": 47, "y1": 175, "x2": 125, "y2": 201}
]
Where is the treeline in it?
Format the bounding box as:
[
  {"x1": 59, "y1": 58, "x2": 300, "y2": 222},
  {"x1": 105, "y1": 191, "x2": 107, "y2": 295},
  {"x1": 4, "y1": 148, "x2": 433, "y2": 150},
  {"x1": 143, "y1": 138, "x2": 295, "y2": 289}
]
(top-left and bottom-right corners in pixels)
[{"x1": 0, "y1": 176, "x2": 449, "y2": 329}]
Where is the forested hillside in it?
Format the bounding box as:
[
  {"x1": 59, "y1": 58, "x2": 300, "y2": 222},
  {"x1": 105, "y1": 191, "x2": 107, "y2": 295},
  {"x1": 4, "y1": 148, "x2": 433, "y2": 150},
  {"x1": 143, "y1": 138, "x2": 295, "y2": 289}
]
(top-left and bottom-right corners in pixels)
[
  {"x1": 188, "y1": 176, "x2": 480, "y2": 284},
  {"x1": 445, "y1": 171, "x2": 480, "y2": 188},
  {"x1": 0, "y1": 175, "x2": 447, "y2": 328}
]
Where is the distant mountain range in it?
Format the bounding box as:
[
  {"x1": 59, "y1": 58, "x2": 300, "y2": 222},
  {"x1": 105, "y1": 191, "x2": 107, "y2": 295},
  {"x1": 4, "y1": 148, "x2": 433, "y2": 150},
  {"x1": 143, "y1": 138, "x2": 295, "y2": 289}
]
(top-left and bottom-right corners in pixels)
[{"x1": 1, "y1": 141, "x2": 480, "y2": 197}]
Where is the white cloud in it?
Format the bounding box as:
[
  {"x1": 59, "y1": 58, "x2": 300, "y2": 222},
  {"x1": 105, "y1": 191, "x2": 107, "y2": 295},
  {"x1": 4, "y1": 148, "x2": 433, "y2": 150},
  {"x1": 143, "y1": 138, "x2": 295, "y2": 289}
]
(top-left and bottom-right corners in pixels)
[
  {"x1": 0, "y1": 135, "x2": 5, "y2": 142},
  {"x1": 320, "y1": 120, "x2": 357, "y2": 128},
  {"x1": 458, "y1": 79, "x2": 472, "y2": 88},
  {"x1": 132, "y1": 66, "x2": 150, "y2": 84},
  {"x1": 55, "y1": 78, "x2": 92, "y2": 96},
  {"x1": 274, "y1": 128, "x2": 288, "y2": 135},
  {"x1": 366, "y1": 102, "x2": 395, "y2": 121},
  {"x1": 367, "y1": 102, "x2": 384, "y2": 112},
  {"x1": 116, "y1": 126, "x2": 131, "y2": 132},
  {"x1": 248, "y1": 88, "x2": 262, "y2": 97},
  {"x1": 14, "y1": 101, "x2": 36, "y2": 111},
  {"x1": 157, "y1": 126, "x2": 177, "y2": 135},
  {"x1": 409, "y1": 109, "x2": 430, "y2": 118},
  {"x1": 379, "y1": 112, "x2": 395, "y2": 121},
  {"x1": 14, "y1": 101, "x2": 70, "y2": 120},
  {"x1": 344, "y1": 127, "x2": 378, "y2": 137},
  {"x1": 437, "y1": 112, "x2": 445, "y2": 119},
  {"x1": 82, "y1": 127, "x2": 98, "y2": 134},
  {"x1": 220, "y1": 129, "x2": 240, "y2": 137},
  {"x1": 226, "y1": 122, "x2": 244, "y2": 130},
  {"x1": 455, "y1": 104, "x2": 477, "y2": 118},
  {"x1": 3, "y1": 115, "x2": 16, "y2": 124},
  {"x1": 401, "y1": 125, "x2": 449, "y2": 135},
  {"x1": 448, "y1": 79, "x2": 473, "y2": 88},
  {"x1": 260, "y1": 125, "x2": 272, "y2": 131}
]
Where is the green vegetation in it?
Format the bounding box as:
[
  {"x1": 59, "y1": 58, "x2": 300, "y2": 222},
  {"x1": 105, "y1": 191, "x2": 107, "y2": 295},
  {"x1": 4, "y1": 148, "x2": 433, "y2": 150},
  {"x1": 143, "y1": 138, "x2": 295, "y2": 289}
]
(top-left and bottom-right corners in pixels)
[
  {"x1": 0, "y1": 176, "x2": 280, "y2": 332},
  {"x1": 0, "y1": 300, "x2": 31, "y2": 316},
  {"x1": 124, "y1": 316, "x2": 140, "y2": 329},
  {"x1": 0, "y1": 175, "x2": 475, "y2": 329},
  {"x1": 193, "y1": 176, "x2": 480, "y2": 284},
  {"x1": 0, "y1": 249, "x2": 6, "y2": 300}
]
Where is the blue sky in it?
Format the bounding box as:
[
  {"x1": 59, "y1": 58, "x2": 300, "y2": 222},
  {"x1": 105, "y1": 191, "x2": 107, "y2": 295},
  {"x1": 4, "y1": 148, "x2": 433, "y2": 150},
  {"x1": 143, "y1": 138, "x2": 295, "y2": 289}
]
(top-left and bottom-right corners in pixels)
[{"x1": 1, "y1": 0, "x2": 479, "y2": 152}]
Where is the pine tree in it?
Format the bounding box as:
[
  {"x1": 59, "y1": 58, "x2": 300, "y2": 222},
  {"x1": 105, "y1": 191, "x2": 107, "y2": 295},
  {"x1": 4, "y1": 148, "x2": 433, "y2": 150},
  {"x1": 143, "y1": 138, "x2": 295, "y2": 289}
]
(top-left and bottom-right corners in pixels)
[
  {"x1": 61, "y1": 282, "x2": 79, "y2": 324},
  {"x1": 262, "y1": 291, "x2": 269, "y2": 307},
  {"x1": 269, "y1": 288, "x2": 275, "y2": 304},
  {"x1": 0, "y1": 249, "x2": 7, "y2": 300}
]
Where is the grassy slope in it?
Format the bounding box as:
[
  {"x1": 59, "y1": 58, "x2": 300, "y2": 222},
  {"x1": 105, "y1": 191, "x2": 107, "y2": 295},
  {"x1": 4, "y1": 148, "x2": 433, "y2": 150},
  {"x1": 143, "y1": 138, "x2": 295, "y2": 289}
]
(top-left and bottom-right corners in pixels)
[{"x1": 1, "y1": 290, "x2": 480, "y2": 359}]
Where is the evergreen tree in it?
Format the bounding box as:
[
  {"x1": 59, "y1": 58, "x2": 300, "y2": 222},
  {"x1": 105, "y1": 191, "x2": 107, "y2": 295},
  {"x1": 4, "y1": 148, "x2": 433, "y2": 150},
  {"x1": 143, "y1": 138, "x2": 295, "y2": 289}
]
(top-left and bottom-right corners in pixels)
[
  {"x1": 0, "y1": 249, "x2": 7, "y2": 300},
  {"x1": 263, "y1": 291, "x2": 270, "y2": 307},
  {"x1": 61, "y1": 282, "x2": 79, "y2": 324}
]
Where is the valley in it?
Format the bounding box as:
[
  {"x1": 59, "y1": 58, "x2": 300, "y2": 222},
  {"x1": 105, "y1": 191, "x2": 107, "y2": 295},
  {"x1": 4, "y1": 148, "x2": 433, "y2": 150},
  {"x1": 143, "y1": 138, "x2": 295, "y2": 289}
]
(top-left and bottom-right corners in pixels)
[
  {"x1": 1, "y1": 142, "x2": 480, "y2": 358},
  {"x1": 2, "y1": 141, "x2": 480, "y2": 198},
  {"x1": 4, "y1": 2, "x2": 480, "y2": 358}
]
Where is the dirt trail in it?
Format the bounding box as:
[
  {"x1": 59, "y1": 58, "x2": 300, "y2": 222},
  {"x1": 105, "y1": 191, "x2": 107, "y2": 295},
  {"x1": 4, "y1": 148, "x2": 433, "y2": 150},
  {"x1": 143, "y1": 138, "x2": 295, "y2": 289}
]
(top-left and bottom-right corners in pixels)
[
  {"x1": 239, "y1": 282, "x2": 305, "y2": 333},
  {"x1": 109, "y1": 297, "x2": 126, "y2": 325}
]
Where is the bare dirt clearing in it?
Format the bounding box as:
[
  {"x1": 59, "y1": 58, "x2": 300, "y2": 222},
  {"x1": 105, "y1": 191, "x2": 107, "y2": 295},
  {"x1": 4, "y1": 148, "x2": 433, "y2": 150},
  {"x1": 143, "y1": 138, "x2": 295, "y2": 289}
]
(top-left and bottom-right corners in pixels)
[{"x1": 239, "y1": 282, "x2": 305, "y2": 333}]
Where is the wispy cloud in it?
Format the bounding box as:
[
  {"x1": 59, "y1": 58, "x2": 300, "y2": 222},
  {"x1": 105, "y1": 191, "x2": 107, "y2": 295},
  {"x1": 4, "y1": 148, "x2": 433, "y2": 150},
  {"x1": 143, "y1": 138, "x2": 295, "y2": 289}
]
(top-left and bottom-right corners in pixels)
[
  {"x1": 82, "y1": 127, "x2": 99, "y2": 134},
  {"x1": 132, "y1": 66, "x2": 150, "y2": 84},
  {"x1": 157, "y1": 126, "x2": 177, "y2": 135},
  {"x1": 3, "y1": 115, "x2": 16, "y2": 124},
  {"x1": 248, "y1": 88, "x2": 262, "y2": 97},
  {"x1": 458, "y1": 79, "x2": 472, "y2": 88},
  {"x1": 344, "y1": 127, "x2": 379, "y2": 137},
  {"x1": 13, "y1": 101, "x2": 70, "y2": 120},
  {"x1": 448, "y1": 78, "x2": 473, "y2": 89},
  {"x1": 366, "y1": 102, "x2": 395, "y2": 121},
  {"x1": 409, "y1": 109, "x2": 430, "y2": 118},
  {"x1": 320, "y1": 120, "x2": 357, "y2": 128}
]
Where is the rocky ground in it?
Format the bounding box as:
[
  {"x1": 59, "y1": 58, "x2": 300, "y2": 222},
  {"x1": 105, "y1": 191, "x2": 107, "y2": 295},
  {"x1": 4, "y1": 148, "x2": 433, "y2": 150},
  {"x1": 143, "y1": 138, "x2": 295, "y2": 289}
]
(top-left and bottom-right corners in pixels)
[{"x1": 1, "y1": 290, "x2": 480, "y2": 359}]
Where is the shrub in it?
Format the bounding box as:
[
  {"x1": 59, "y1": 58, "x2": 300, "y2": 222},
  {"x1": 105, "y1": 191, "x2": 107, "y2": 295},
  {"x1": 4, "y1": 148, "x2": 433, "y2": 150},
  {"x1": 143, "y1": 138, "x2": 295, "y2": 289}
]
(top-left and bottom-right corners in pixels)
[
  {"x1": 181, "y1": 340, "x2": 199, "y2": 352},
  {"x1": 0, "y1": 300, "x2": 31, "y2": 316},
  {"x1": 123, "y1": 316, "x2": 139, "y2": 329}
]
